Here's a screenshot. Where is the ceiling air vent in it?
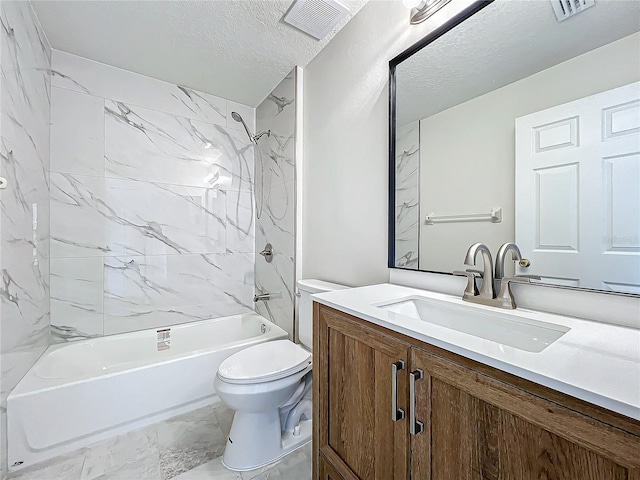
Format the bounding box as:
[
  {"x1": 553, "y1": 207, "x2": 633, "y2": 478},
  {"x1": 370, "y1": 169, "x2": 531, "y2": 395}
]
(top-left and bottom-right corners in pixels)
[
  {"x1": 550, "y1": 0, "x2": 595, "y2": 22},
  {"x1": 283, "y1": 0, "x2": 350, "y2": 40}
]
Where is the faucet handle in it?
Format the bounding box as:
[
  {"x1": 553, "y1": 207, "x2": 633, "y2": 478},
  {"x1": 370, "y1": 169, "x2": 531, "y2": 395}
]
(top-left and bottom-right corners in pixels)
[
  {"x1": 465, "y1": 268, "x2": 484, "y2": 278},
  {"x1": 495, "y1": 275, "x2": 541, "y2": 309},
  {"x1": 453, "y1": 270, "x2": 479, "y2": 297},
  {"x1": 453, "y1": 270, "x2": 479, "y2": 277}
]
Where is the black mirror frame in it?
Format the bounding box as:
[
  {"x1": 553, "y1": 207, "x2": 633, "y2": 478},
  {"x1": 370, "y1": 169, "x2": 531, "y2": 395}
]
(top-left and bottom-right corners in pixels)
[{"x1": 387, "y1": 0, "x2": 495, "y2": 270}]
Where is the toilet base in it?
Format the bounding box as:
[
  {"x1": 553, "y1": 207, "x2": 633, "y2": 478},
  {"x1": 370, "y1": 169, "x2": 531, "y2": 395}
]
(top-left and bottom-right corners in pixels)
[{"x1": 222, "y1": 411, "x2": 312, "y2": 471}]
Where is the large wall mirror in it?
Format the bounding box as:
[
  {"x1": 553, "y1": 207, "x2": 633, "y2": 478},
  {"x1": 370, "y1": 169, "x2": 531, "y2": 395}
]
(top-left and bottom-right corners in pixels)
[{"x1": 389, "y1": 0, "x2": 640, "y2": 296}]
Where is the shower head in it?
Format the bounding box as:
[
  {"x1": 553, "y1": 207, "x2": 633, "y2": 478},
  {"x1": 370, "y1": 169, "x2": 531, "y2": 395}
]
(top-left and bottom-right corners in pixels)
[
  {"x1": 231, "y1": 111, "x2": 256, "y2": 144},
  {"x1": 231, "y1": 111, "x2": 271, "y2": 144}
]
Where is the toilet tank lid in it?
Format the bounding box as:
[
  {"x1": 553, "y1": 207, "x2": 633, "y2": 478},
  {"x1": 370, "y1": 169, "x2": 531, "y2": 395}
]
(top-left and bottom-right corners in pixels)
[{"x1": 297, "y1": 279, "x2": 349, "y2": 294}]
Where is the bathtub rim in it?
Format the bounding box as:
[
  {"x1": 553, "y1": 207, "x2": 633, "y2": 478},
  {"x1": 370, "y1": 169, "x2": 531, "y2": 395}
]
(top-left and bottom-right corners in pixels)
[{"x1": 9, "y1": 312, "x2": 288, "y2": 397}]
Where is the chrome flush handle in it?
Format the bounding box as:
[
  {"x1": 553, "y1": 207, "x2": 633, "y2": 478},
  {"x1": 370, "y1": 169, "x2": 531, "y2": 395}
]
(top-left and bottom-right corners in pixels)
[{"x1": 391, "y1": 360, "x2": 406, "y2": 422}]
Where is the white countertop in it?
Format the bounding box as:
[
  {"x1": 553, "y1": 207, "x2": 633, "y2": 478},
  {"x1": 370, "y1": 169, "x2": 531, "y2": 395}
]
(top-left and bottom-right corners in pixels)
[{"x1": 312, "y1": 283, "x2": 640, "y2": 421}]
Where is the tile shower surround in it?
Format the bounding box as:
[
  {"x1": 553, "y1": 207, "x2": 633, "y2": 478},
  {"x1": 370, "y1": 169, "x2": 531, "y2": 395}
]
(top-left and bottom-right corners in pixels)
[
  {"x1": 254, "y1": 70, "x2": 296, "y2": 337},
  {"x1": 48, "y1": 51, "x2": 257, "y2": 341},
  {"x1": 1, "y1": 2, "x2": 52, "y2": 478}
]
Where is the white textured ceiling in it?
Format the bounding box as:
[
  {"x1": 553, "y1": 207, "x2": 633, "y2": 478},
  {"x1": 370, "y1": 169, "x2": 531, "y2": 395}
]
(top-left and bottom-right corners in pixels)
[
  {"x1": 396, "y1": 0, "x2": 640, "y2": 126},
  {"x1": 31, "y1": 0, "x2": 368, "y2": 107}
]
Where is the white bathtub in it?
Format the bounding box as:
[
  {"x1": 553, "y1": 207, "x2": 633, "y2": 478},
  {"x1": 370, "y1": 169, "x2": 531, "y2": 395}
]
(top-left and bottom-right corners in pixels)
[{"x1": 7, "y1": 313, "x2": 287, "y2": 471}]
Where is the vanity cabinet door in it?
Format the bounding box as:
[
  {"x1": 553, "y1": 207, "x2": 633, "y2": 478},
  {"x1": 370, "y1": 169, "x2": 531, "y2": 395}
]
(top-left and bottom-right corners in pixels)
[
  {"x1": 319, "y1": 453, "x2": 347, "y2": 480},
  {"x1": 411, "y1": 347, "x2": 640, "y2": 480},
  {"x1": 314, "y1": 304, "x2": 411, "y2": 480}
]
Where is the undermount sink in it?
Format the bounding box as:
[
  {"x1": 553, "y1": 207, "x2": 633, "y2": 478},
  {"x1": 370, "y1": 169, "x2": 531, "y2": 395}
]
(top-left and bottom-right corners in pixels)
[{"x1": 375, "y1": 296, "x2": 570, "y2": 353}]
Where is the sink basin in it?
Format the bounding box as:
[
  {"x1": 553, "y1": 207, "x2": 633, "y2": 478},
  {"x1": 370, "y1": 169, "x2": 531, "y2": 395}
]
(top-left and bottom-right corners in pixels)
[{"x1": 376, "y1": 296, "x2": 569, "y2": 353}]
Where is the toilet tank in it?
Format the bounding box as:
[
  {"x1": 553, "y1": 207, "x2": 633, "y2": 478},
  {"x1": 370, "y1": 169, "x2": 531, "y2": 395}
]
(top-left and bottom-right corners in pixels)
[{"x1": 297, "y1": 279, "x2": 348, "y2": 350}]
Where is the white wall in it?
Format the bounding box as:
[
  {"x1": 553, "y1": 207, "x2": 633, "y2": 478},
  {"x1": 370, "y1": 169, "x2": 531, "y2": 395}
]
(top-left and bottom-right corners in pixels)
[
  {"x1": 303, "y1": 0, "x2": 476, "y2": 287},
  {"x1": 419, "y1": 32, "x2": 640, "y2": 273}
]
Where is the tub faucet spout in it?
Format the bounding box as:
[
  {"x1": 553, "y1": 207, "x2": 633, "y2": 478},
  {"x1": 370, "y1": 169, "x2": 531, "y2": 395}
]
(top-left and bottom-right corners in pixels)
[{"x1": 253, "y1": 293, "x2": 271, "y2": 302}]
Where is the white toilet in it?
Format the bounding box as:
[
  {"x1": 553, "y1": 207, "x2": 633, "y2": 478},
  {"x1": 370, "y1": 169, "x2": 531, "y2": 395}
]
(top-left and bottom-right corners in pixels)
[{"x1": 214, "y1": 279, "x2": 348, "y2": 471}]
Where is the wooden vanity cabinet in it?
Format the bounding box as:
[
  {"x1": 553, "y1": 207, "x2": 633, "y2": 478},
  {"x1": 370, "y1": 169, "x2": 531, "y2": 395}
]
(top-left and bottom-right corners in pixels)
[
  {"x1": 313, "y1": 303, "x2": 640, "y2": 480},
  {"x1": 313, "y1": 302, "x2": 411, "y2": 479}
]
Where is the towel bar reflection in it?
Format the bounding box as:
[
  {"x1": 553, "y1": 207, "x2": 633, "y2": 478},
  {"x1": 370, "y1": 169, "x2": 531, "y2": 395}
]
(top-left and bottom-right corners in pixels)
[{"x1": 425, "y1": 207, "x2": 502, "y2": 225}]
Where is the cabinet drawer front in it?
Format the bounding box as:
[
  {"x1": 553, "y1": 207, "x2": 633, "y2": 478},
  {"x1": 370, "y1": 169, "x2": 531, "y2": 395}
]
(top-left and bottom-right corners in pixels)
[
  {"x1": 315, "y1": 305, "x2": 411, "y2": 480},
  {"x1": 412, "y1": 348, "x2": 640, "y2": 480}
]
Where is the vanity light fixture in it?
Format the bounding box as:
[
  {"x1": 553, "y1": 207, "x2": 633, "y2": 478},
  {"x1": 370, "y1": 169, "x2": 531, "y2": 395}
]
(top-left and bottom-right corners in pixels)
[{"x1": 403, "y1": 0, "x2": 452, "y2": 25}]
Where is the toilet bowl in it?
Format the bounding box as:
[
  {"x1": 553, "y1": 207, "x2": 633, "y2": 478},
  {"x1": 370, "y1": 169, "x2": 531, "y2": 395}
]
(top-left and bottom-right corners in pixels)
[{"x1": 215, "y1": 279, "x2": 348, "y2": 471}]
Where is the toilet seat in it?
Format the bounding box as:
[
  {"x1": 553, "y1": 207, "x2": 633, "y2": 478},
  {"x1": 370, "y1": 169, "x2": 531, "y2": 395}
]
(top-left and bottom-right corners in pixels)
[{"x1": 218, "y1": 340, "x2": 311, "y2": 384}]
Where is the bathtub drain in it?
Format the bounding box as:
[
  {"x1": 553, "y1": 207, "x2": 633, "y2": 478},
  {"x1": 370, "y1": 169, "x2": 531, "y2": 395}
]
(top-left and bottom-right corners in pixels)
[{"x1": 261, "y1": 324, "x2": 267, "y2": 334}]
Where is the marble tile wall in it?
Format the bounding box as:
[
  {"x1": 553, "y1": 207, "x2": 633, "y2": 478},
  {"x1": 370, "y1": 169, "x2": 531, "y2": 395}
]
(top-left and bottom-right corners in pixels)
[
  {"x1": 0, "y1": 1, "x2": 51, "y2": 477},
  {"x1": 48, "y1": 50, "x2": 257, "y2": 341},
  {"x1": 395, "y1": 121, "x2": 420, "y2": 269},
  {"x1": 254, "y1": 70, "x2": 296, "y2": 337}
]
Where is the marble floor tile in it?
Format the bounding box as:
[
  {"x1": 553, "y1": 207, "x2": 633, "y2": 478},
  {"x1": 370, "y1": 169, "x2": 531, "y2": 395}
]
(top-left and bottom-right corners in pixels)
[
  {"x1": 172, "y1": 444, "x2": 312, "y2": 480},
  {"x1": 6, "y1": 404, "x2": 233, "y2": 480},
  {"x1": 80, "y1": 428, "x2": 160, "y2": 480},
  {"x1": 157, "y1": 407, "x2": 227, "y2": 480},
  {"x1": 171, "y1": 457, "x2": 236, "y2": 480},
  {"x1": 264, "y1": 444, "x2": 312, "y2": 480},
  {"x1": 6, "y1": 455, "x2": 85, "y2": 480},
  {"x1": 4, "y1": 404, "x2": 308, "y2": 480},
  {"x1": 213, "y1": 404, "x2": 234, "y2": 438}
]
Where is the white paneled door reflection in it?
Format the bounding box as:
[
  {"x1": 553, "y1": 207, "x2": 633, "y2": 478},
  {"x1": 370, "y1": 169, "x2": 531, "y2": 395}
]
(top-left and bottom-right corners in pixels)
[{"x1": 515, "y1": 82, "x2": 640, "y2": 293}]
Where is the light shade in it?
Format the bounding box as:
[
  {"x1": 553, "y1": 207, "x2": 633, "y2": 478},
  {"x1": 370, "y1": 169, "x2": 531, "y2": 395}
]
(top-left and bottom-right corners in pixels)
[{"x1": 410, "y1": 0, "x2": 452, "y2": 24}]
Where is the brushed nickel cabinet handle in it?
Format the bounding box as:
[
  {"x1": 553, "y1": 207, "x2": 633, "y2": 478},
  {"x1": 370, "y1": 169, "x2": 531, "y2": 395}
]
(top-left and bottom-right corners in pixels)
[
  {"x1": 409, "y1": 369, "x2": 424, "y2": 435},
  {"x1": 391, "y1": 360, "x2": 406, "y2": 422}
]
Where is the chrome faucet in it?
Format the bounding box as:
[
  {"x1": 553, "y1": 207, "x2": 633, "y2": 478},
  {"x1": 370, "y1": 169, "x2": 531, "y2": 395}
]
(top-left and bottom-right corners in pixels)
[
  {"x1": 253, "y1": 292, "x2": 271, "y2": 302},
  {"x1": 455, "y1": 242, "x2": 540, "y2": 309},
  {"x1": 495, "y1": 242, "x2": 522, "y2": 281},
  {"x1": 253, "y1": 291, "x2": 282, "y2": 302},
  {"x1": 463, "y1": 243, "x2": 494, "y2": 300}
]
